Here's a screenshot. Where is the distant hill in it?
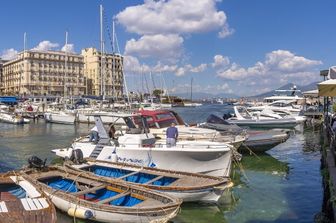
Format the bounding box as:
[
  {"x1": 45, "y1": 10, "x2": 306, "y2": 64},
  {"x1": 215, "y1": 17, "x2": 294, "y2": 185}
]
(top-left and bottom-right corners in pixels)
[
  {"x1": 250, "y1": 82, "x2": 319, "y2": 99},
  {"x1": 174, "y1": 92, "x2": 239, "y2": 100},
  {"x1": 173, "y1": 81, "x2": 319, "y2": 100}
]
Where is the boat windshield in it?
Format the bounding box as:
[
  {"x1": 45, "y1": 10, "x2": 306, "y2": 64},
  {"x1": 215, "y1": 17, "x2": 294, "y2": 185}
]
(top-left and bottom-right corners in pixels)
[
  {"x1": 237, "y1": 107, "x2": 252, "y2": 119},
  {"x1": 206, "y1": 114, "x2": 231, "y2": 125}
]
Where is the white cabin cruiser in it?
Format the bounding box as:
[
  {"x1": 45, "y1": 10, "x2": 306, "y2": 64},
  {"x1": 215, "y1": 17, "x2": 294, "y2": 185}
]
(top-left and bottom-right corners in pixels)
[
  {"x1": 227, "y1": 106, "x2": 298, "y2": 128},
  {"x1": 248, "y1": 100, "x2": 302, "y2": 116},
  {"x1": 44, "y1": 111, "x2": 76, "y2": 124},
  {"x1": 52, "y1": 114, "x2": 233, "y2": 177},
  {"x1": 0, "y1": 112, "x2": 30, "y2": 124}
]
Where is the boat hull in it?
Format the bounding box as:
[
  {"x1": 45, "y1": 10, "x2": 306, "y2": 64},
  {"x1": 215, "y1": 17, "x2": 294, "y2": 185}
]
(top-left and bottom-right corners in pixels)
[
  {"x1": 44, "y1": 112, "x2": 75, "y2": 124},
  {"x1": 45, "y1": 192, "x2": 178, "y2": 223},
  {"x1": 227, "y1": 119, "x2": 297, "y2": 129},
  {"x1": 53, "y1": 143, "x2": 233, "y2": 177}
]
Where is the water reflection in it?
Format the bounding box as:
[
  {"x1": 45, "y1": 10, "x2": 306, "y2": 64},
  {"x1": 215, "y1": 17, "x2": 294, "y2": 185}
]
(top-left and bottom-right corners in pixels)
[{"x1": 240, "y1": 153, "x2": 289, "y2": 174}]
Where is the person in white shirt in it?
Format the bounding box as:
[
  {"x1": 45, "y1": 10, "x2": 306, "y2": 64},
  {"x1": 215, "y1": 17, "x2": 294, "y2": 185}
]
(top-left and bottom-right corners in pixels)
[{"x1": 89, "y1": 126, "x2": 99, "y2": 143}]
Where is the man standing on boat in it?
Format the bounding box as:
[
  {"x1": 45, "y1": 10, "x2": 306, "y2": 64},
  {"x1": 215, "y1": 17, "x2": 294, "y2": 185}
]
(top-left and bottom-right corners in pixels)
[{"x1": 166, "y1": 122, "x2": 178, "y2": 147}]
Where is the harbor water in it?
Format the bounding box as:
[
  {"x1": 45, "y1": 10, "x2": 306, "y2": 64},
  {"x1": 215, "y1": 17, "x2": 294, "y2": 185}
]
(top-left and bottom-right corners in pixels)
[{"x1": 0, "y1": 104, "x2": 323, "y2": 223}]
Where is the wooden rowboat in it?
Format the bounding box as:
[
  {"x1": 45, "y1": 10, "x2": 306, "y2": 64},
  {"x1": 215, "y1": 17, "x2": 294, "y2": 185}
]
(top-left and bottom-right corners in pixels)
[
  {"x1": 21, "y1": 165, "x2": 181, "y2": 223},
  {"x1": 0, "y1": 172, "x2": 57, "y2": 223},
  {"x1": 68, "y1": 159, "x2": 233, "y2": 202}
]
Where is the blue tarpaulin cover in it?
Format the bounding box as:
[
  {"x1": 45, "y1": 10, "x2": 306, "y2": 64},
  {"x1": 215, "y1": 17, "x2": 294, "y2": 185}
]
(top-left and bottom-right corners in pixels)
[{"x1": 0, "y1": 96, "x2": 17, "y2": 103}]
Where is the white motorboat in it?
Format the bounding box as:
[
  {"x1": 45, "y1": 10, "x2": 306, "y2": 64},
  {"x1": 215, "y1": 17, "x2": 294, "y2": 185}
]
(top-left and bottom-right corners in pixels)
[
  {"x1": 52, "y1": 114, "x2": 233, "y2": 177},
  {"x1": 0, "y1": 112, "x2": 30, "y2": 124},
  {"x1": 199, "y1": 114, "x2": 290, "y2": 153},
  {"x1": 248, "y1": 100, "x2": 302, "y2": 115},
  {"x1": 76, "y1": 109, "x2": 127, "y2": 124},
  {"x1": 44, "y1": 110, "x2": 76, "y2": 124},
  {"x1": 138, "y1": 109, "x2": 246, "y2": 148},
  {"x1": 227, "y1": 106, "x2": 298, "y2": 128}
]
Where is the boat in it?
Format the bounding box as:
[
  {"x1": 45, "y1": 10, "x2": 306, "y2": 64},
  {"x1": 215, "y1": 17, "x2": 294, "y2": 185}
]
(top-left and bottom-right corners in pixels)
[
  {"x1": 21, "y1": 165, "x2": 181, "y2": 223},
  {"x1": 227, "y1": 106, "x2": 298, "y2": 129},
  {"x1": 263, "y1": 86, "x2": 304, "y2": 104},
  {"x1": 76, "y1": 109, "x2": 128, "y2": 124},
  {"x1": 138, "y1": 109, "x2": 246, "y2": 148},
  {"x1": 199, "y1": 114, "x2": 290, "y2": 153},
  {"x1": 0, "y1": 112, "x2": 30, "y2": 124},
  {"x1": 44, "y1": 110, "x2": 76, "y2": 124},
  {"x1": 0, "y1": 172, "x2": 57, "y2": 223},
  {"x1": 68, "y1": 159, "x2": 233, "y2": 202},
  {"x1": 52, "y1": 114, "x2": 233, "y2": 177},
  {"x1": 247, "y1": 100, "x2": 302, "y2": 115}
]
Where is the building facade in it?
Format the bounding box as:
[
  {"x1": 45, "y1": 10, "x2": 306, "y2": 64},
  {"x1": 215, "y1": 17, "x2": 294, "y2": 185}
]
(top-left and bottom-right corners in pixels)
[
  {"x1": 0, "y1": 59, "x2": 4, "y2": 95},
  {"x1": 81, "y1": 48, "x2": 124, "y2": 98},
  {"x1": 2, "y1": 50, "x2": 86, "y2": 96}
]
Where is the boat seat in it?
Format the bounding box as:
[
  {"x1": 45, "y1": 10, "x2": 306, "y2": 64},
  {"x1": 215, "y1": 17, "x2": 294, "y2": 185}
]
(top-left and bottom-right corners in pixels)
[
  {"x1": 118, "y1": 171, "x2": 140, "y2": 179},
  {"x1": 143, "y1": 176, "x2": 164, "y2": 185},
  {"x1": 73, "y1": 184, "x2": 106, "y2": 196},
  {"x1": 98, "y1": 190, "x2": 131, "y2": 204},
  {"x1": 20, "y1": 198, "x2": 49, "y2": 211}
]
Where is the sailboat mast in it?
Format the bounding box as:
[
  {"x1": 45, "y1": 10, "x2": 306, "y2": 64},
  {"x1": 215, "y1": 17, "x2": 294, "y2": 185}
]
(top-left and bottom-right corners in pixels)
[
  {"x1": 100, "y1": 4, "x2": 105, "y2": 99},
  {"x1": 190, "y1": 77, "x2": 193, "y2": 102},
  {"x1": 64, "y1": 31, "x2": 68, "y2": 98}
]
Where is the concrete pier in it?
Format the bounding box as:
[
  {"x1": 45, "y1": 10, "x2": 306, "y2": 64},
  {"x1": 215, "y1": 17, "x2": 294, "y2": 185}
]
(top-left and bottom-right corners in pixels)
[{"x1": 321, "y1": 115, "x2": 336, "y2": 222}]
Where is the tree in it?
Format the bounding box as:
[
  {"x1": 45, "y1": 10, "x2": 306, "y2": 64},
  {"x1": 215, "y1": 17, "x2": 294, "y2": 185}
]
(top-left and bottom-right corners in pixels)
[{"x1": 152, "y1": 89, "x2": 164, "y2": 98}]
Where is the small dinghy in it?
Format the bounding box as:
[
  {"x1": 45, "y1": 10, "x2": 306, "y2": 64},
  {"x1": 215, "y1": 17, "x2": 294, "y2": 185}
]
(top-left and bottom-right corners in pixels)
[
  {"x1": 68, "y1": 159, "x2": 233, "y2": 202},
  {"x1": 21, "y1": 165, "x2": 181, "y2": 223},
  {"x1": 0, "y1": 172, "x2": 57, "y2": 223}
]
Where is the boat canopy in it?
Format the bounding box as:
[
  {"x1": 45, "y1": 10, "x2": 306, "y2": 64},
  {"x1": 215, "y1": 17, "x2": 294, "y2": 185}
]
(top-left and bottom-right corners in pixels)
[
  {"x1": 318, "y1": 79, "x2": 336, "y2": 96},
  {"x1": 0, "y1": 96, "x2": 17, "y2": 104},
  {"x1": 206, "y1": 114, "x2": 231, "y2": 125}
]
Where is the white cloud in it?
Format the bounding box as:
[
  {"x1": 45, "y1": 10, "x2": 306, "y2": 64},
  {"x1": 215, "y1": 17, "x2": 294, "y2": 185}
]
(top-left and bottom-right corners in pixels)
[
  {"x1": 216, "y1": 50, "x2": 322, "y2": 96},
  {"x1": 1, "y1": 48, "x2": 18, "y2": 60},
  {"x1": 217, "y1": 50, "x2": 322, "y2": 81},
  {"x1": 116, "y1": 0, "x2": 231, "y2": 37},
  {"x1": 125, "y1": 34, "x2": 183, "y2": 61},
  {"x1": 61, "y1": 43, "x2": 75, "y2": 53},
  {"x1": 174, "y1": 63, "x2": 207, "y2": 76},
  {"x1": 32, "y1": 40, "x2": 59, "y2": 51},
  {"x1": 190, "y1": 64, "x2": 207, "y2": 73},
  {"x1": 212, "y1": 54, "x2": 230, "y2": 68},
  {"x1": 218, "y1": 23, "x2": 234, "y2": 38}
]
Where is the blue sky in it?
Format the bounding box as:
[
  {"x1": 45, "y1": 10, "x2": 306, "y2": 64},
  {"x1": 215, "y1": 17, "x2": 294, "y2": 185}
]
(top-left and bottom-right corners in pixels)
[{"x1": 0, "y1": 0, "x2": 335, "y2": 96}]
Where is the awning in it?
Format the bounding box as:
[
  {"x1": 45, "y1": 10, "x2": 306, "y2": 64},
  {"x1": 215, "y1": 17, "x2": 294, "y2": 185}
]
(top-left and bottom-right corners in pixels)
[
  {"x1": 0, "y1": 97, "x2": 17, "y2": 103},
  {"x1": 302, "y1": 89, "x2": 319, "y2": 97},
  {"x1": 318, "y1": 79, "x2": 336, "y2": 96}
]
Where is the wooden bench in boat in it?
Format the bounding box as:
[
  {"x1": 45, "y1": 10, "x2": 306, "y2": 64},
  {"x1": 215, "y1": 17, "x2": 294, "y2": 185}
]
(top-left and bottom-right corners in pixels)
[
  {"x1": 98, "y1": 190, "x2": 131, "y2": 204},
  {"x1": 143, "y1": 176, "x2": 164, "y2": 185},
  {"x1": 117, "y1": 171, "x2": 140, "y2": 179},
  {"x1": 73, "y1": 184, "x2": 106, "y2": 196}
]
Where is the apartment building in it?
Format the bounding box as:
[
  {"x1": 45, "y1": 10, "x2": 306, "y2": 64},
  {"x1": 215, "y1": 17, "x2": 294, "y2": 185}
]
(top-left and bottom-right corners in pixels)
[
  {"x1": 81, "y1": 47, "x2": 124, "y2": 98},
  {"x1": 2, "y1": 50, "x2": 86, "y2": 96},
  {"x1": 0, "y1": 59, "x2": 5, "y2": 95}
]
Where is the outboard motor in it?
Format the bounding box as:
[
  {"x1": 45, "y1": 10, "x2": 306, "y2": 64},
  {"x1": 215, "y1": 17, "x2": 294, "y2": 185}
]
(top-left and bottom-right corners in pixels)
[
  {"x1": 28, "y1": 156, "x2": 47, "y2": 169},
  {"x1": 70, "y1": 149, "x2": 84, "y2": 164}
]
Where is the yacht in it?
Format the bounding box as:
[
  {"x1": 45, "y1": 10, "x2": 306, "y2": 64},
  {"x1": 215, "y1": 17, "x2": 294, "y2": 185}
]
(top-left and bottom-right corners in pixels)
[
  {"x1": 227, "y1": 106, "x2": 298, "y2": 128},
  {"x1": 52, "y1": 114, "x2": 234, "y2": 177}
]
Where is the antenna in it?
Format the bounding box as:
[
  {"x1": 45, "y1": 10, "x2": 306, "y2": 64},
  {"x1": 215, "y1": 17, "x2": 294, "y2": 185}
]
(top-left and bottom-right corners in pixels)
[
  {"x1": 23, "y1": 32, "x2": 27, "y2": 52},
  {"x1": 100, "y1": 4, "x2": 104, "y2": 98},
  {"x1": 112, "y1": 17, "x2": 115, "y2": 53},
  {"x1": 64, "y1": 31, "x2": 68, "y2": 98}
]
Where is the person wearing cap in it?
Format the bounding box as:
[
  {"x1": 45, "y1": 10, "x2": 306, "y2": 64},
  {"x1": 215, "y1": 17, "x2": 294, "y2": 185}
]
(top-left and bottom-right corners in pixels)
[{"x1": 166, "y1": 122, "x2": 178, "y2": 147}]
